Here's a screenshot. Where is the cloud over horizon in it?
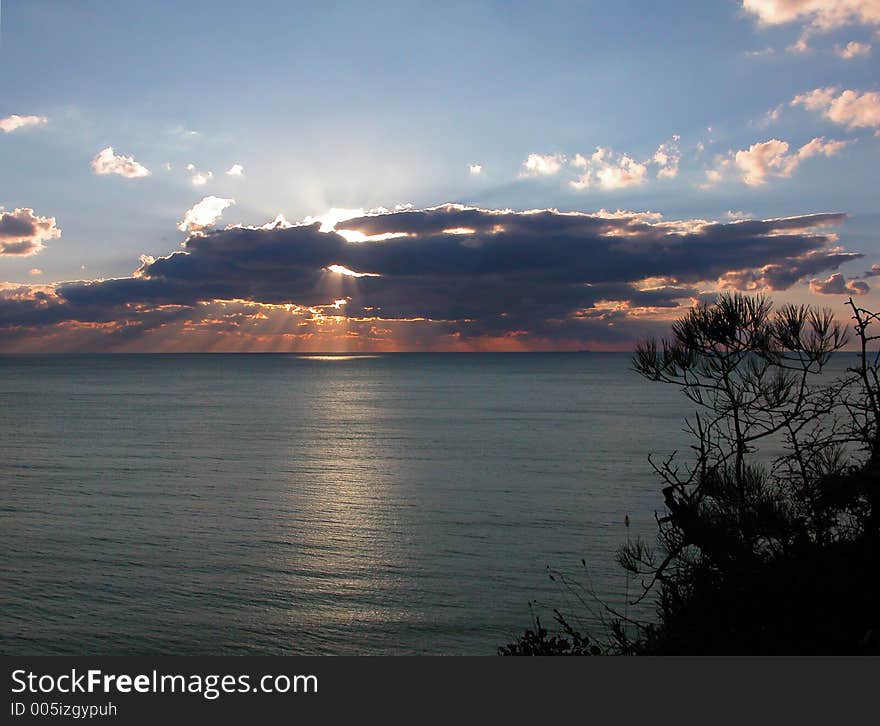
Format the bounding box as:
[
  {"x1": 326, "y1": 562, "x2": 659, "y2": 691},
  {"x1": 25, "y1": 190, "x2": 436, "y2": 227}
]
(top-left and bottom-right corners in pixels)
[{"x1": 0, "y1": 205, "x2": 863, "y2": 352}]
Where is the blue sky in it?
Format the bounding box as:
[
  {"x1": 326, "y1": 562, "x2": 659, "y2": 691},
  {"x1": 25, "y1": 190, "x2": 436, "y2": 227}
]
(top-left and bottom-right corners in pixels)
[{"x1": 1, "y1": 1, "x2": 879, "y2": 351}]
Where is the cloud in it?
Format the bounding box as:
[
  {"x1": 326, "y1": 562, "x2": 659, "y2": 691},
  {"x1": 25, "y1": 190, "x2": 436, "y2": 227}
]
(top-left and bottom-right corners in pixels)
[
  {"x1": 797, "y1": 136, "x2": 853, "y2": 158},
  {"x1": 169, "y1": 125, "x2": 200, "y2": 138},
  {"x1": 567, "y1": 138, "x2": 677, "y2": 190},
  {"x1": 652, "y1": 135, "x2": 681, "y2": 179},
  {"x1": 720, "y1": 246, "x2": 862, "y2": 291},
  {"x1": 743, "y1": 1, "x2": 880, "y2": 32},
  {"x1": 29, "y1": 269, "x2": 43, "y2": 276},
  {"x1": 524, "y1": 138, "x2": 679, "y2": 190},
  {"x1": 91, "y1": 147, "x2": 151, "y2": 178},
  {"x1": 185, "y1": 163, "x2": 214, "y2": 185},
  {"x1": 225, "y1": 164, "x2": 245, "y2": 176},
  {"x1": 726, "y1": 210, "x2": 753, "y2": 221},
  {"x1": 706, "y1": 136, "x2": 851, "y2": 185},
  {"x1": 792, "y1": 86, "x2": 880, "y2": 129},
  {"x1": 809, "y1": 272, "x2": 870, "y2": 295},
  {"x1": 836, "y1": 40, "x2": 872, "y2": 57},
  {"x1": 788, "y1": 37, "x2": 813, "y2": 53},
  {"x1": 755, "y1": 104, "x2": 784, "y2": 128},
  {"x1": 570, "y1": 147, "x2": 648, "y2": 190},
  {"x1": 745, "y1": 46, "x2": 777, "y2": 57},
  {"x1": 735, "y1": 139, "x2": 797, "y2": 185},
  {"x1": 191, "y1": 171, "x2": 213, "y2": 186},
  {"x1": 521, "y1": 153, "x2": 566, "y2": 176},
  {"x1": 743, "y1": 2, "x2": 880, "y2": 55},
  {"x1": 0, "y1": 205, "x2": 862, "y2": 352},
  {"x1": 0, "y1": 115, "x2": 48, "y2": 133},
  {"x1": 178, "y1": 196, "x2": 235, "y2": 232},
  {"x1": 702, "y1": 160, "x2": 729, "y2": 187},
  {"x1": 0, "y1": 208, "x2": 61, "y2": 256},
  {"x1": 468, "y1": 163, "x2": 483, "y2": 175}
]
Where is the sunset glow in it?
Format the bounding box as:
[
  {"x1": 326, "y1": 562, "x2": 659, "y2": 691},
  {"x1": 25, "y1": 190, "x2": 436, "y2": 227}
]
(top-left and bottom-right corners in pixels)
[{"x1": 1, "y1": 1, "x2": 878, "y2": 352}]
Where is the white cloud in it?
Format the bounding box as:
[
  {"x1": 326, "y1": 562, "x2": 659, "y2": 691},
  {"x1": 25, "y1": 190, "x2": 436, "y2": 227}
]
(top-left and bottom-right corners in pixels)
[
  {"x1": 652, "y1": 135, "x2": 681, "y2": 179},
  {"x1": 707, "y1": 136, "x2": 851, "y2": 186},
  {"x1": 797, "y1": 136, "x2": 853, "y2": 158},
  {"x1": 701, "y1": 156, "x2": 731, "y2": 187},
  {"x1": 836, "y1": 40, "x2": 872, "y2": 57},
  {"x1": 162, "y1": 162, "x2": 172, "y2": 171},
  {"x1": 91, "y1": 146, "x2": 151, "y2": 178},
  {"x1": 521, "y1": 153, "x2": 566, "y2": 176},
  {"x1": 744, "y1": 1, "x2": 880, "y2": 55},
  {"x1": 178, "y1": 196, "x2": 235, "y2": 232},
  {"x1": 191, "y1": 171, "x2": 213, "y2": 186},
  {"x1": 570, "y1": 147, "x2": 648, "y2": 190},
  {"x1": 0, "y1": 208, "x2": 62, "y2": 256},
  {"x1": 300, "y1": 208, "x2": 364, "y2": 232},
  {"x1": 226, "y1": 164, "x2": 245, "y2": 176},
  {"x1": 169, "y1": 125, "x2": 200, "y2": 138},
  {"x1": 788, "y1": 37, "x2": 812, "y2": 53},
  {"x1": 326, "y1": 264, "x2": 380, "y2": 278},
  {"x1": 726, "y1": 210, "x2": 753, "y2": 220},
  {"x1": 468, "y1": 163, "x2": 483, "y2": 175},
  {"x1": 735, "y1": 139, "x2": 795, "y2": 185},
  {"x1": 0, "y1": 114, "x2": 48, "y2": 133},
  {"x1": 29, "y1": 268, "x2": 44, "y2": 276},
  {"x1": 755, "y1": 104, "x2": 784, "y2": 128},
  {"x1": 186, "y1": 163, "x2": 214, "y2": 185},
  {"x1": 743, "y1": 1, "x2": 880, "y2": 32},
  {"x1": 792, "y1": 86, "x2": 880, "y2": 129}
]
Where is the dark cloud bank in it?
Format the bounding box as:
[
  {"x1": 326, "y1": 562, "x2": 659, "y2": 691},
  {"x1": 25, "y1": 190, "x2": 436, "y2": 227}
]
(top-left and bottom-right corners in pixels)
[{"x1": 0, "y1": 205, "x2": 865, "y2": 350}]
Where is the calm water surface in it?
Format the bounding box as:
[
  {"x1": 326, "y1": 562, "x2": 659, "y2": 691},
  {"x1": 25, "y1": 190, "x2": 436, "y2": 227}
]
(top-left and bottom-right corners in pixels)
[{"x1": 2, "y1": 353, "x2": 698, "y2": 654}]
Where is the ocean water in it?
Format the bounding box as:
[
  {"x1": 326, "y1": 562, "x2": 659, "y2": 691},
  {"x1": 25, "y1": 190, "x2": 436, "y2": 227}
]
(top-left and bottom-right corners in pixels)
[{"x1": 1, "y1": 353, "x2": 699, "y2": 655}]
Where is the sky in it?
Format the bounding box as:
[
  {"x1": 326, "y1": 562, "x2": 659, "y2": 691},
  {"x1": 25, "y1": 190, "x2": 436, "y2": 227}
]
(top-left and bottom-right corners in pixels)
[{"x1": 1, "y1": 0, "x2": 879, "y2": 352}]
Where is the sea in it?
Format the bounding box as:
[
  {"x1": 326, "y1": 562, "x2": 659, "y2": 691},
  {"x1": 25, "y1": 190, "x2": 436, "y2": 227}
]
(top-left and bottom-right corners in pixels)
[{"x1": 0, "y1": 353, "x2": 726, "y2": 654}]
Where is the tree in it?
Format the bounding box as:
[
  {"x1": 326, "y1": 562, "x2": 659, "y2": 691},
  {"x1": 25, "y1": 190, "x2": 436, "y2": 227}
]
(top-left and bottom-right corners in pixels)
[
  {"x1": 501, "y1": 293, "x2": 879, "y2": 654},
  {"x1": 619, "y1": 293, "x2": 878, "y2": 653}
]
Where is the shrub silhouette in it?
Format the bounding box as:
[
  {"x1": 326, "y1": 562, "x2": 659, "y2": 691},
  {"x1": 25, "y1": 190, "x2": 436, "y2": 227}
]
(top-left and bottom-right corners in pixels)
[
  {"x1": 501, "y1": 293, "x2": 880, "y2": 655},
  {"x1": 497, "y1": 612, "x2": 601, "y2": 655}
]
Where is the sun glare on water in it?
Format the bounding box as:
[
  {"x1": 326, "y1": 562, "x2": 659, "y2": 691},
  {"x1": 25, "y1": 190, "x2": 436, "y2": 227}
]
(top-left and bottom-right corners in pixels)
[{"x1": 296, "y1": 355, "x2": 382, "y2": 361}]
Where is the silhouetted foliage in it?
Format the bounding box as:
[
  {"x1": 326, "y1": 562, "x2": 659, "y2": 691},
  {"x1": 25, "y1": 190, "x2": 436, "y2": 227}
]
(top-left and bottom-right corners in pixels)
[
  {"x1": 502, "y1": 293, "x2": 880, "y2": 655},
  {"x1": 498, "y1": 611, "x2": 601, "y2": 655}
]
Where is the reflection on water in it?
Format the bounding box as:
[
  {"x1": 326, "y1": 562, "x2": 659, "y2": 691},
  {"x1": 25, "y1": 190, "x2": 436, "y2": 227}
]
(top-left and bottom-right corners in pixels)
[
  {"x1": 297, "y1": 355, "x2": 382, "y2": 361},
  {"x1": 270, "y1": 371, "x2": 417, "y2": 650},
  {"x1": 7, "y1": 352, "x2": 830, "y2": 654}
]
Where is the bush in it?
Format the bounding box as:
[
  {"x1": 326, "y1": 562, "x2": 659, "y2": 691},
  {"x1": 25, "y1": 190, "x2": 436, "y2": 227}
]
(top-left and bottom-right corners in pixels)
[
  {"x1": 501, "y1": 294, "x2": 880, "y2": 655},
  {"x1": 498, "y1": 612, "x2": 601, "y2": 656}
]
